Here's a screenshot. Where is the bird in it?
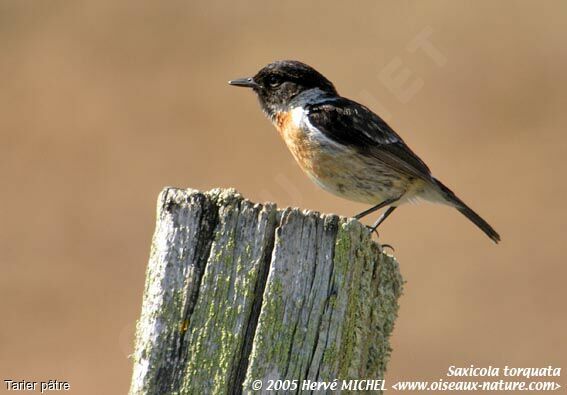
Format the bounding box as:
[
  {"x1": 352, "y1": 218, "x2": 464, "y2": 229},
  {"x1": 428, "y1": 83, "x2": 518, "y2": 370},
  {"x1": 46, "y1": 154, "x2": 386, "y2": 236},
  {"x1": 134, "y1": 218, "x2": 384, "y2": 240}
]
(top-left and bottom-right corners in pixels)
[{"x1": 229, "y1": 60, "x2": 500, "y2": 243}]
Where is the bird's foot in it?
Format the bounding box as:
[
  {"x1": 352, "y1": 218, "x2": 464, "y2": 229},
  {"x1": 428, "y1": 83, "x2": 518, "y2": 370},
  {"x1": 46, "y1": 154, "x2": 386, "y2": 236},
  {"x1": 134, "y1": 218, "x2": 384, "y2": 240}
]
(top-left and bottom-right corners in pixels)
[
  {"x1": 365, "y1": 225, "x2": 395, "y2": 252},
  {"x1": 381, "y1": 244, "x2": 396, "y2": 253},
  {"x1": 365, "y1": 225, "x2": 380, "y2": 238}
]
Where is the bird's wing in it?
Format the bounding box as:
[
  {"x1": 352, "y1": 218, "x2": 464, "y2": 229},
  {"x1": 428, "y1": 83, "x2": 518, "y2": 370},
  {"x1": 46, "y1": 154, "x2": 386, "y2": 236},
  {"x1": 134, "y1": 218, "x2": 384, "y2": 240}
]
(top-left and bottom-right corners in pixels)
[{"x1": 306, "y1": 97, "x2": 432, "y2": 180}]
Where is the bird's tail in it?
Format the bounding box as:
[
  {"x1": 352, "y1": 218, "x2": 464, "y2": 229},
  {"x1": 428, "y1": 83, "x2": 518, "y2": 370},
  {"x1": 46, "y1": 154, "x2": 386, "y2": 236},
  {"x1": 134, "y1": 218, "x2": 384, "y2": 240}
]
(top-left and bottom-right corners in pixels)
[{"x1": 433, "y1": 178, "x2": 501, "y2": 243}]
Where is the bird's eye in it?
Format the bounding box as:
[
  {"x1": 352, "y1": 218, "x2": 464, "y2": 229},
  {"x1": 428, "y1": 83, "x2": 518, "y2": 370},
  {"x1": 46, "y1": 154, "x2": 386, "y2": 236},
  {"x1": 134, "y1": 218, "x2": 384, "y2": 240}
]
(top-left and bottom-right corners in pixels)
[{"x1": 267, "y1": 76, "x2": 281, "y2": 87}]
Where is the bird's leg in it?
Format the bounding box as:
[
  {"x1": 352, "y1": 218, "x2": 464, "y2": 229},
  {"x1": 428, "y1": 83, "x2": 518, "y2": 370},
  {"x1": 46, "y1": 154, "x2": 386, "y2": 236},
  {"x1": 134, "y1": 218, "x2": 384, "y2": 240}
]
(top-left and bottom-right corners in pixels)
[
  {"x1": 366, "y1": 206, "x2": 398, "y2": 247},
  {"x1": 354, "y1": 197, "x2": 399, "y2": 220},
  {"x1": 369, "y1": 206, "x2": 397, "y2": 233},
  {"x1": 366, "y1": 225, "x2": 380, "y2": 238}
]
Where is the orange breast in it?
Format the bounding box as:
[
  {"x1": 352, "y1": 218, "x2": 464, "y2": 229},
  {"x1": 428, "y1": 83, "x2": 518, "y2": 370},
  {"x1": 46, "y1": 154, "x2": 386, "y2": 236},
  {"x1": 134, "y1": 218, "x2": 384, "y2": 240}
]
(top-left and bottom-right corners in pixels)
[
  {"x1": 273, "y1": 110, "x2": 348, "y2": 183},
  {"x1": 270, "y1": 112, "x2": 414, "y2": 204},
  {"x1": 273, "y1": 111, "x2": 316, "y2": 173}
]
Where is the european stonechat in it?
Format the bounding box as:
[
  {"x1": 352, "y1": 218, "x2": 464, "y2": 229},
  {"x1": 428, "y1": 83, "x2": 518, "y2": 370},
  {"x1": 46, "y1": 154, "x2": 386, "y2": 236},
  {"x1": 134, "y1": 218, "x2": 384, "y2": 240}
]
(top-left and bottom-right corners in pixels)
[{"x1": 229, "y1": 60, "x2": 500, "y2": 243}]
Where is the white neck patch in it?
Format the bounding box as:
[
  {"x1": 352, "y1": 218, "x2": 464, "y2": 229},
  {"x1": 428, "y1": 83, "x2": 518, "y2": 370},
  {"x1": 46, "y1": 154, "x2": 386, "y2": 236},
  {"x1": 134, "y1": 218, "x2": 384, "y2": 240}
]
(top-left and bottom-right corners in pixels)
[{"x1": 290, "y1": 107, "x2": 306, "y2": 127}]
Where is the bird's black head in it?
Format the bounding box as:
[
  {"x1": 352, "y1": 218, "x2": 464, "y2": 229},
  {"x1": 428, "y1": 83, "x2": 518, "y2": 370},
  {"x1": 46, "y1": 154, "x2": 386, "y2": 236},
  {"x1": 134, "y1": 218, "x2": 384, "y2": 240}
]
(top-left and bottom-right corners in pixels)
[{"x1": 229, "y1": 60, "x2": 338, "y2": 116}]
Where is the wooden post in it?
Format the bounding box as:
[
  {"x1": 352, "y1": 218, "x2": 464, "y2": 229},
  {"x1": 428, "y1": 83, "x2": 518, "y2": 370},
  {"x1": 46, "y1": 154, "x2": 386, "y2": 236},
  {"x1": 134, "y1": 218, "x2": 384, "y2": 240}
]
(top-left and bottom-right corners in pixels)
[{"x1": 129, "y1": 188, "x2": 403, "y2": 395}]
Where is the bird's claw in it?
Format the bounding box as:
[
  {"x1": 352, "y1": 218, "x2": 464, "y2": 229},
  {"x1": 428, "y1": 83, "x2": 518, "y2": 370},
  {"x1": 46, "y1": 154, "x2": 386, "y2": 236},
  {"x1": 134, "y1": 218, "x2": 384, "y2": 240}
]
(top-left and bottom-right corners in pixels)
[
  {"x1": 365, "y1": 226, "x2": 395, "y2": 252},
  {"x1": 381, "y1": 244, "x2": 395, "y2": 253},
  {"x1": 365, "y1": 225, "x2": 380, "y2": 238}
]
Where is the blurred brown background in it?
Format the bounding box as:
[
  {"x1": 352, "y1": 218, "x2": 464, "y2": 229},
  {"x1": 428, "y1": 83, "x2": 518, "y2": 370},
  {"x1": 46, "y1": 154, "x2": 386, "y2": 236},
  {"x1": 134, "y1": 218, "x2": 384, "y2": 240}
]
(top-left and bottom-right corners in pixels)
[{"x1": 1, "y1": 1, "x2": 565, "y2": 394}]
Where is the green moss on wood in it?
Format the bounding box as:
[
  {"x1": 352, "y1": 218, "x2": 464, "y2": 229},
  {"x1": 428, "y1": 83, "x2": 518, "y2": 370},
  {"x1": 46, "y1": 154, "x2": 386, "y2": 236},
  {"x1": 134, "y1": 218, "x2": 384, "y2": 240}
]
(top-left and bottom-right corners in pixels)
[{"x1": 130, "y1": 188, "x2": 403, "y2": 395}]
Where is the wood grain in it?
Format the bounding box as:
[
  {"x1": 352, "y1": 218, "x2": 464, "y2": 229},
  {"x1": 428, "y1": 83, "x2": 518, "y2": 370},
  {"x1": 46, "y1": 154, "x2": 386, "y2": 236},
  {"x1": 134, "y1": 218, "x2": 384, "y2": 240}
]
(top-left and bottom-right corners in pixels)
[{"x1": 129, "y1": 188, "x2": 403, "y2": 395}]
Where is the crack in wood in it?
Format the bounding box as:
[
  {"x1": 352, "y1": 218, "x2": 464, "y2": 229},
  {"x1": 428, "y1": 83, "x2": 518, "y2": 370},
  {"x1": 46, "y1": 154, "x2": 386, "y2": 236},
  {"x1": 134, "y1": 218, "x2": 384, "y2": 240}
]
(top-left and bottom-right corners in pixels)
[{"x1": 129, "y1": 188, "x2": 403, "y2": 395}]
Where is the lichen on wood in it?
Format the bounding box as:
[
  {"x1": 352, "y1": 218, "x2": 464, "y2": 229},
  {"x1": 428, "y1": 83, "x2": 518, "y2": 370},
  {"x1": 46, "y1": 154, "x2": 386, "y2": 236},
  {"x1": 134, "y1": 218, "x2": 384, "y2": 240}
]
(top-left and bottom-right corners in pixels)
[{"x1": 129, "y1": 188, "x2": 403, "y2": 395}]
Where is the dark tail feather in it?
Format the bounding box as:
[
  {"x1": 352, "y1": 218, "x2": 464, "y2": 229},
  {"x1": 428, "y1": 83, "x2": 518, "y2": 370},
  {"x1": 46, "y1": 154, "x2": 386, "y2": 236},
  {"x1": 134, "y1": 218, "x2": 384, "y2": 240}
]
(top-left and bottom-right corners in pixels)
[{"x1": 433, "y1": 178, "x2": 501, "y2": 244}]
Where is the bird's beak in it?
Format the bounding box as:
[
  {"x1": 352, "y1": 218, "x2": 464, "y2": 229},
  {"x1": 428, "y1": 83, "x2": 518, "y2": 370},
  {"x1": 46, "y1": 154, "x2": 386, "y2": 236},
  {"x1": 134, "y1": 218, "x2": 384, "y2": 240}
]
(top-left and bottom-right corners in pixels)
[{"x1": 228, "y1": 77, "x2": 259, "y2": 88}]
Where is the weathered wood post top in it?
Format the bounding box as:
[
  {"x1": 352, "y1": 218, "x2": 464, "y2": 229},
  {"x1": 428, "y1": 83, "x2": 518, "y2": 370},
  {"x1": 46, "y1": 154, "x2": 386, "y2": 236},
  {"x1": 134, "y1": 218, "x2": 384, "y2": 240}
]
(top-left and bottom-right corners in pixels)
[{"x1": 130, "y1": 187, "x2": 403, "y2": 394}]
